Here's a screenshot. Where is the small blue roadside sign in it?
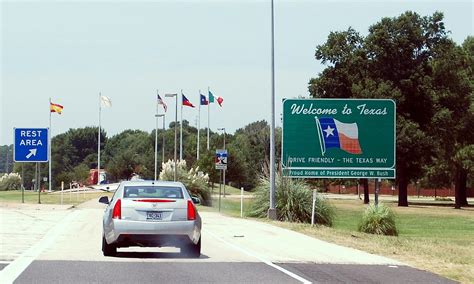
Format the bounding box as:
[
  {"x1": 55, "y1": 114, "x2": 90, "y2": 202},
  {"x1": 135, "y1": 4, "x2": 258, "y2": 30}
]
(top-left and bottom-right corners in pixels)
[
  {"x1": 215, "y1": 149, "x2": 228, "y2": 170},
  {"x1": 14, "y1": 128, "x2": 49, "y2": 162}
]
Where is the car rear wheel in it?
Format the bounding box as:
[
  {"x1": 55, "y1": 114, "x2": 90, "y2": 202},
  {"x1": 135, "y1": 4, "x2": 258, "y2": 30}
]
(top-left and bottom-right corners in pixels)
[
  {"x1": 102, "y1": 235, "x2": 117, "y2": 257},
  {"x1": 182, "y1": 237, "x2": 201, "y2": 258}
]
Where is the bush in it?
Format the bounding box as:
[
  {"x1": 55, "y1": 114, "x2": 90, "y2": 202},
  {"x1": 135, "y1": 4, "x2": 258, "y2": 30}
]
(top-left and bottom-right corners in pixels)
[
  {"x1": 159, "y1": 160, "x2": 212, "y2": 206},
  {"x1": 160, "y1": 160, "x2": 188, "y2": 182},
  {"x1": 358, "y1": 203, "x2": 398, "y2": 236},
  {"x1": 435, "y1": 196, "x2": 452, "y2": 201},
  {"x1": 248, "y1": 174, "x2": 335, "y2": 226},
  {"x1": 0, "y1": 173, "x2": 22, "y2": 191},
  {"x1": 73, "y1": 164, "x2": 91, "y2": 184}
]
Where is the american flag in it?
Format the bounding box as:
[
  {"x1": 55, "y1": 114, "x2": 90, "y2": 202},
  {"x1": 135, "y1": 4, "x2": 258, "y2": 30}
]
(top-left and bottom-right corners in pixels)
[{"x1": 157, "y1": 94, "x2": 167, "y2": 112}]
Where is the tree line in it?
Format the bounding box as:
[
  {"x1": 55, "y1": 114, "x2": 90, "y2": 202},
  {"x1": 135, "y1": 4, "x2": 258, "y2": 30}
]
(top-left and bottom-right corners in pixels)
[{"x1": 5, "y1": 121, "x2": 280, "y2": 191}]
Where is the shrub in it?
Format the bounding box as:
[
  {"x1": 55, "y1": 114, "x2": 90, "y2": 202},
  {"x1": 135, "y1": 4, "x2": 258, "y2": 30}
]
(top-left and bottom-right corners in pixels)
[
  {"x1": 73, "y1": 164, "x2": 90, "y2": 184},
  {"x1": 159, "y1": 160, "x2": 211, "y2": 206},
  {"x1": 0, "y1": 173, "x2": 22, "y2": 191},
  {"x1": 248, "y1": 174, "x2": 335, "y2": 226},
  {"x1": 358, "y1": 203, "x2": 398, "y2": 236},
  {"x1": 160, "y1": 160, "x2": 188, "y2": 182},
  {"x1": 435, "y1": 196, "x2": 452, "y2": 201}
]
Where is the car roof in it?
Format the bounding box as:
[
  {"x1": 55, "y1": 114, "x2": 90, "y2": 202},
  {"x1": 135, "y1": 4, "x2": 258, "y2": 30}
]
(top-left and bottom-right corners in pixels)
[{"x1": 120, "y1": 180, "x2": 185, "y2": 187}]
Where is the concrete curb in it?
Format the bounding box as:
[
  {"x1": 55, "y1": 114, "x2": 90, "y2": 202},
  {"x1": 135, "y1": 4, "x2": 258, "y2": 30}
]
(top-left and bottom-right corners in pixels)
[{"x1": 0, "y1": 202, "x2": 74, "y2": 210}]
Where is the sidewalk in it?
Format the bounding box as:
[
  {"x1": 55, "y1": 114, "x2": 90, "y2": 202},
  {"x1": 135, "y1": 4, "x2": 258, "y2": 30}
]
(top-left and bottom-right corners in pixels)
[
  {"x1": 0, "y1": 202, "x2": 73, "y2": 269},
  {"x1": 0, "y1": 202, "x2": 73, "y2": 210}
]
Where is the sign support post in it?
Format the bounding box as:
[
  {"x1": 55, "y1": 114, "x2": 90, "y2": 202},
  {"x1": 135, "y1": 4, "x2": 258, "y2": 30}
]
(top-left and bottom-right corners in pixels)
[
  {"x1": 375, "y1": 178, "x2": 381, "y2": 207},
  {"x1": 241, "y1": 187, "x2": 244, "y2": 218},
  {"x1": 215, "y1": 149, "x2": 228, "y2": 211},
  {"x1": 34, "y1": 165, "x2": 37, "y2": 193},
  {"x1": 223, "y1": 170, "x2": 226, "y2": 198},
  {"x1": 21, "y1": 164, "x2": 25, "y2": 203},
  {"x1": 219, "y1": 170, "x2": 222, "y2": 212},
  {"x1": 37, "y1": 162, "x2": 41, "y2": 204},
  {"x1": 311, "y1": 189, "x2": 316, "y2": 226}
]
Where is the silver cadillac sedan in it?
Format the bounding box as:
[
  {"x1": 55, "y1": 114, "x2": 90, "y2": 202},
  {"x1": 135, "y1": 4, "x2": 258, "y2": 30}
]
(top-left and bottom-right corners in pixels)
[{"x1": 99, "y1": 180, "x2": 202, "y2": 257}]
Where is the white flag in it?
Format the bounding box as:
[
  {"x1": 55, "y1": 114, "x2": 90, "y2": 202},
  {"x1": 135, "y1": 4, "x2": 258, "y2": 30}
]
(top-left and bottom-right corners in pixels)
[{"x1": 100, "y1": 95, "x2": 112, "y2": 107}]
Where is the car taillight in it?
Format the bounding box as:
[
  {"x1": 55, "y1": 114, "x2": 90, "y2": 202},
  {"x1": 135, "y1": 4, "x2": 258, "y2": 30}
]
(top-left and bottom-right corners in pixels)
[
  {"x1": 113, "y1": 199, "x2": 121, "y2": 219},
  {"x1": 187, "y1": 200, "x2": 196, "y2": 220}
]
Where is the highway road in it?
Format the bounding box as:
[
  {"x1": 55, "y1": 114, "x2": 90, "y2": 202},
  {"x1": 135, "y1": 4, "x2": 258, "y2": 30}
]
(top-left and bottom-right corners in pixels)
[{"x1": 0, "y1": 199, "x2": 455, "y2": 284}]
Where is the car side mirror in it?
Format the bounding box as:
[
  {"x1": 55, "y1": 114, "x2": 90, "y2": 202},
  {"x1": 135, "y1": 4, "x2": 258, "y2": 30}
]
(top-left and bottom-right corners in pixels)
[
  {"x1": 99, "y1": 196, "x2": 109, "y2": 204},
  {"x1": 191, "y1": 196, "x2": 201, "y2": 205}
]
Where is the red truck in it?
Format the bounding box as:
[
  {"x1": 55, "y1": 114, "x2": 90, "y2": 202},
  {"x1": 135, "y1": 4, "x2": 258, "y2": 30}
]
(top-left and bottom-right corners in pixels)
[{"x1": 89, "y1": 169, "x2": 107, "y2": 185}]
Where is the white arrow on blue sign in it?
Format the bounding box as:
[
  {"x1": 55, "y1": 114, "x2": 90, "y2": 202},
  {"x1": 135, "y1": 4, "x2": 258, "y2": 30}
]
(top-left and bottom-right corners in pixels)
[{"x1": 14, "y1": 128, "x2": 49, "y2": 162}]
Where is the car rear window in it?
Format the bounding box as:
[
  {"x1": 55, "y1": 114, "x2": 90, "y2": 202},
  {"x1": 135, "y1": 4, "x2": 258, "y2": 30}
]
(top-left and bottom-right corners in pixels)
[{"x1": 123, "y1": 186, "x2": 184, "y2": 199}]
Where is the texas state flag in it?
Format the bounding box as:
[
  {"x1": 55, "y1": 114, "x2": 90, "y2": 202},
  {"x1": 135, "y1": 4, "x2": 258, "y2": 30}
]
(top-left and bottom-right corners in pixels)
[
  {"x1": 200, "y1": 94, "x2": 208, "y2": 105},
  {"x1": 316, "y1": 117, "x2": 362, "y2": 155}
]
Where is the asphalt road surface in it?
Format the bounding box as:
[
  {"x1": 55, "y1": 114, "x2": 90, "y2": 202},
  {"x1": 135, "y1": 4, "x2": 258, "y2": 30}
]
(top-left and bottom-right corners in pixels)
[{"x1": 1, "y1": 199, "x2": 455, "y2": 284}]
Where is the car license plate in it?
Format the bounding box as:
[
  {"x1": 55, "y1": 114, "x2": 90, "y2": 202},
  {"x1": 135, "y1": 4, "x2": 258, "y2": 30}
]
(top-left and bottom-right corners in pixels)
[{"x1": 146, "y1": 212, "x2": 163, "y2": 221}]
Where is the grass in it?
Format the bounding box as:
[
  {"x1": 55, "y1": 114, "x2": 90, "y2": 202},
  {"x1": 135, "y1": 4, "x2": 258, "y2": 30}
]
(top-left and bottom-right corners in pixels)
[
  {"x1": 198, "y1": 196, "x2": 254, "y2": 218},
  {"x1": 200, "y1": 196, "x2": 474, "y2": 284},
  {"x1": 0, "y1": 190, "x2": 113, "y2": 206},
  {"x1": 210, "y1": 184, "x2": 253, "y2": 196}
]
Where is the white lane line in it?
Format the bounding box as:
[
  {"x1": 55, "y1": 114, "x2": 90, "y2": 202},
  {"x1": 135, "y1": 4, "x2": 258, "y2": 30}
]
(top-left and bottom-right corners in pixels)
[
  {"x1": 204, "y1": 229, "x2": 312, "y2": 284},
  {"x1": 0, "y1": 210, "x2": 80, "y2": 284}
]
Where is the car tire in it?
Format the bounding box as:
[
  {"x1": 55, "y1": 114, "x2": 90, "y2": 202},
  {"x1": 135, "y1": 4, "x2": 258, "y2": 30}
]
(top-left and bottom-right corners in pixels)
[
  {"x1": 183, "y1": 237, "x2": 201, "y2": 258},
  {"x1": 102, "y1": 235, "x2": 117, "y2": 257}
]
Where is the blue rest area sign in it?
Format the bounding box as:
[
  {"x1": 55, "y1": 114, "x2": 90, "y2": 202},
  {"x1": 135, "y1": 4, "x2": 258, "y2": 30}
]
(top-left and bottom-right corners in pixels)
[{"x1": 14, "y1": 128, "x2": 49, "y2": 162}]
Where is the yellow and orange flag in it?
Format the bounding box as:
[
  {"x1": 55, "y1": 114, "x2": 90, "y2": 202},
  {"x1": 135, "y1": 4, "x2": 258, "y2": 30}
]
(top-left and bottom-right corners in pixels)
[{"x1": 50, "y1": 102, "x2": 64, "y2": 114}]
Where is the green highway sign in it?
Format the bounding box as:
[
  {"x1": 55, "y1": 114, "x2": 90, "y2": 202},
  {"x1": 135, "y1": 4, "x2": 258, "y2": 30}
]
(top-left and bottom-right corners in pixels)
[{"x1": 282, "y1": 99, "x2": 396, "y2": 179}]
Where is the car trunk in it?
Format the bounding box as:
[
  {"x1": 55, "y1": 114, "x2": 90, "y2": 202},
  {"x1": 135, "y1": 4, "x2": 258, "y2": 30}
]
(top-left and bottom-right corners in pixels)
[{"x1": 121, "y1": 198, "x2": 188, "y2": 222}]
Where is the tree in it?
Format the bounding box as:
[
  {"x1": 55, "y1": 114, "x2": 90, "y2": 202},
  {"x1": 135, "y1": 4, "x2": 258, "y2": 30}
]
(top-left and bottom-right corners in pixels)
[
  {"x1": 0, "y1": 145, "x2": 13, "y2": 174},
  {"x1": 360, "y1": 178, "x2": 369, "y2": 204},
  {"x1": 233, "y1": 121, "x2": 270, "y2": 189},
  {"x1": 226, "y1": 136, "x2": 252, "y2": 189},
  {"x1": 103, "y1": 130, "x2": 153, "y2": 181},
  {"x1": 49, "y1": 127, "x2": 105, "y2": 188},
  {"x1": 309, "y1": 11, "x2": 450, "y2": 206},
  {"x1": 427, "y1": 37, "x2": 473, "y2": 208}
]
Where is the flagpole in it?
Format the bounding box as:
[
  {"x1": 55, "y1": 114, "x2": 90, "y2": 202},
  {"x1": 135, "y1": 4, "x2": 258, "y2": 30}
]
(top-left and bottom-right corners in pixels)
[
  {"x1": 207, "y1": 87, "x2": 210, "y2": 150},
  {"x1": 97, "y1": 92, "x2": 101, "y2": 185},
  {"x1": 174, "y1": 95, "x2": 177, "y2": 180},
  {"x1": 162, "y1": 115, "x2": 165, "y2": 166},
  {"x1": 48, "y1": 97, "x2": 52, "y2": 192},
  {"x1": 180, "y1": 90, "x2": 183, "y2": 161},
  {"x1": 197, "y1": 90, "x2": 201, "y2": 160},
  {"x1": 154, "y1": 90, "x2": 159, "y2": 181}
]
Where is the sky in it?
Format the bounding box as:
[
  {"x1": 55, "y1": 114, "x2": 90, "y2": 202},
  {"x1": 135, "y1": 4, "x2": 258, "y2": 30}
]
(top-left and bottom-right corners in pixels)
[{"x1": 1, "y1": 0, "x2": 472, "y2": 145}]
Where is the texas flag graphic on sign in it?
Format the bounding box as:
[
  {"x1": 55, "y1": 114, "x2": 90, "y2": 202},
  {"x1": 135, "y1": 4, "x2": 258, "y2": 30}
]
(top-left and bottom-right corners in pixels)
[{"x1": 316, "y1": 117, "x2": 362, "y2": 156}]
